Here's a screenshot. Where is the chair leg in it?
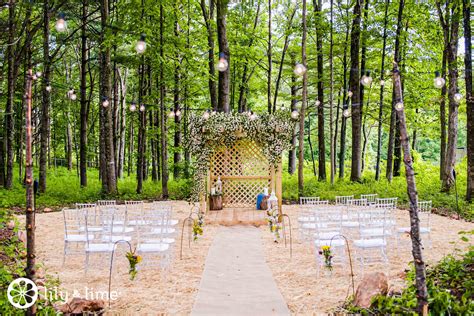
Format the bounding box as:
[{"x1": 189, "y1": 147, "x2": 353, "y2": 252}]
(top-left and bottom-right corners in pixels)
[
  {"x1": 62, "y1": 242, "x2": 68, "y2": 266},
  {"x1": 85, "y1": 252, "x2": 90, "y2": 275}
]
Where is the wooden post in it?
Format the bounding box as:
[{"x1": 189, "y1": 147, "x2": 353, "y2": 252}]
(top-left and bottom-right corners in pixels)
[
  {"x1": 25, "y1": 69, "x2": 37, "y2": 315},
  {"x1": 393, "y1": 62, "x2": 428, "y2": 315}
]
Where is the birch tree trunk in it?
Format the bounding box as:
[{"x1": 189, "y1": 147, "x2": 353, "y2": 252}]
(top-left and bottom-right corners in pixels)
[
  {"x1": 393, "y1": 61, "x2": 428, "y2": 316},
  {"x1": 216, "y1": 0, "x2": 230, "y2": 113}
]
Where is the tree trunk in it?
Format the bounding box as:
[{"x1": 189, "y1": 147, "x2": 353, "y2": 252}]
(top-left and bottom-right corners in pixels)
[
  {"x1": 100, "y1": 0, "x2": 117, "y2": 194},
  {"x1": 393, "y1": 62, "x2": 428, "y2": 316},
  {"x1": 24, "y1": 70, "x2": 37, "y2": 316},
  {"x1": 464, "y1": 0, "x2": 474, "y2": 201},
  {"x1": 288, "y1": 53, "x2": 297, "y2": 175},
  {"x1": 5, "y1": 0, "x2": 18, "y2": 189},
  {"x1": 375, "y1": 0, "x2": 389, "y2": 181},
  {"x1": 298, "y1": 0, "x2": 308, "y2": 197},
  {"x1": 267, "y1": 0, "x2": 272, "y2": 113},
  {"x1": 79, "y1": 0, "x2": 89, "y2": 187},
  {"x1": 216, "y1": 0, "x2": 230, "y2": 113},
  {"x1": 200, "y1": 0, "x2": 218, "y2": 111},
  {"x1": 441, "y1": 0, "x2": 460, "y2": 192},
  {"x1": 440, "y1": 50, "x2": 448, "y2": 180},
  {"x1": 386, "y1": 0, "x2": 404, "y2": 182},
  {"x1": 314, "y1": 0, "x2": 326, "y2": 181},
  {"x1": 117, "y1": 68, "x2": 127, "y2": 179},
  {"x1": 160, "y1": 3, "x2": 169, "y2": 198},
  {"x1": 329, "y1": 0, "x2": 335, "y2": 185},
  {"x1": 349, "y1": 0, "x2": 364, "y2": 182},
  {"x1": 338, "y1": 6, "x2": 350, "y2": 179},
  {"x1": 39, "y1": 0, "x2": 51, "y2": 192},
  {"x1": 136, "y1": 63, "x2": 145, "y2": 194}
]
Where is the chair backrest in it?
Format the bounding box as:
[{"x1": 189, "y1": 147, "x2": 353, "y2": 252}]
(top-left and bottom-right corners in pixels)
[
  {"x1": 361, "y1": 194, "x2": 378, "y2": 203},
  {"x1": 376, "y1": 198, "x2": 397, "y2": 209},
  {"x1": 314, "y1": 208, "x2": 343, "y2": 237},
  {"x1": 348, "y1": 198, "x2": 368, "y2": 206},
  {"x1": 358, "y1": 209, "x2": 389, "y2": 238},
  {"x1": 76, "y1": 203, "x2": 99, "y2": 227},
  {"x1": 63, "y1": 208, "x2": 84, "y2": 237},
  {"x1": 125, "y1": 200, "x2": 144, "y2": 221},
  {"x1": 299, "y1": 197, "x2": 321, "y2": 205},
  {"x1": 335, "y1": 195, "x2": 354, "y2": 205},
  {"x1": 97, "y1": 200, "x2": 116, "y2": 207},
  {"x1": 137, "y1": 209, "x2": 167, "y2": 243},
  {"x1": 417, "y1": 200, "x2": 432, "y2": 228}
]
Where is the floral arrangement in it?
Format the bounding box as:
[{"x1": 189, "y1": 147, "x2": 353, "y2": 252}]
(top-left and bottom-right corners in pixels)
[
  {"x1": 319, "y1": 245, "x2": 333, "y2": 271},
  {"x1": 185, "y1": 111, "x2": 295, "y2": 202},
  {"x1": 126, "y1": 250, "x2": 142, "y2": 280},
  {"x1": 192, "y1": 213, "x2": 204, "y2": 241},
  {"x1": 266, "y1": 207, "x2": 281, "y2": 241}
]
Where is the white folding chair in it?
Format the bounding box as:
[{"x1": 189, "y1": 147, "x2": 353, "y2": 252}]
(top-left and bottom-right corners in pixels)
[
  {"x1": 376, "y1": 198, "x2": 398, "y2": 209},
  {"x1": 299, "y1": 197, "x2": 321, "y2": 205},
  {"x1": 136, "y1": 210, "x2": 172, "y2": 271},
  {"x1": 348, "y1": 198, "x2": 368, "y2": 206},
  {"x1": 125, "y1": 201, "x2": 145, "y2": 226},
  {"x1": 76, "y1": 203, "x2": 102, "y2": 233},
  {"x1": 84, "y1": 209, "x2": 116, "y2": 273},
  {"x1": 97, "y1": 200, "x2": 116, "y2": 207},
  {"x1": 62, "y1": 208, "x2": 92, "y2": 265},
  {"x1": 361, "y1": 194, "x2": 378, "y2": 205},
  {"x1": 353, "y1": 209, "x2": 389, "y2": 270},
  {"x1": 298, "y1": 201, "x2": 329, "y2": 242},
  {"x1": 335, "y1": 195, "x2": 354, "y2": 206},
  {"x1": 312, "y1": 209, "x2": 346, "y2": 271},
  {"x1": 397, "y1": 201, "x2": 432, "y2": 249},
  {"x1": 100, "y1": 207, "x2": 134, "y2": 243}
]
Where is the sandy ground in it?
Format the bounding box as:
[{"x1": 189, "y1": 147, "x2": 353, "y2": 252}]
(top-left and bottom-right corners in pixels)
[
  {"x1": 26, "y1": 201, "x2": 217, "y2": 315},
  {"x1": 17, "y1": 202, "x2": 474, "y2": 315},
  {"x1": 260, "y1": 205, "x2": 474, "y2": 314}
]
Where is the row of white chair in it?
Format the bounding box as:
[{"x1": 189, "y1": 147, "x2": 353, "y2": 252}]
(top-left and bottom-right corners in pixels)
[{"x1": 63, "y1": 201, "x2": 178, "y2": 273}]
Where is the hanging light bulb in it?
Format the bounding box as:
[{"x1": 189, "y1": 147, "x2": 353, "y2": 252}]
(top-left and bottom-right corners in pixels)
[
  {"x1": 395, "y1": 101, "x2": 404, "y2": 111},
  {"x1": 347, "y1": 90, "x2": 353, "y2": 97},
  {"x1": 32, "y1": 74, "x2": 37, "y2": 81},
  {"x1": 135, "y1": 34, "x2": 146, "y2": 54},
  {"x1": 343, "y1": 107, "x2": 351, "y2": 118},
  {"x1": 293, "y1": 63, "x2": 307, "y2": 77},
  {"x1": 380, "y1": 79, "x2": 385, "y2": 86},
  {"x1": 315, "y1": 100, "x2": 321, "y2": 107},
  {"x1": 249, "y1": 111, "x2": 257, "y2": 120},
  {"x1": 203, "y1": 110, "x2": 210, "y2": 120},
  {"x1": 454, "y1": 90, "x2": 463, "y2": 103},
  {"x1": 35, "y1": 71, "x2": 42, "y2": 78},
  {"x1": 217, "y1": 52, "x2": 228, "y2": 72},
  {"x1": 168, "y1": 108, "x2": 175, "y2": 118},
  {"x1": 70, "y1": 91, "x2": 77, "y2": 101},
  {"x1": 139, "y1": 104, "x2": 146, "y2": 112},
  {"x1": 433, "y1": 71, "x2": 445, "y2": 89},
  {"x1": 101, "y1": 97, "x2": 109, "y2": 108},
  {"x1": 175, "y1": 109, "x2": 181, "y2": 117},
  {"x1": 211, "y1": 110, "x2": 217, "y2": 115},
  {"x1": 130, "y1": 102, "x2": 137, "y2": 112},
  {"x1": 291, "y1": 110, "x2": 299, "y2": 120},
  {"x1": 55, "y1": 13, "x2": 67, "y2": 33},
  {"x1": 360, "y1": 71, "x2": 373, "y2": 87},
  {"x1": 45, "y1": 84, "x2": 52, "y2": 92}
]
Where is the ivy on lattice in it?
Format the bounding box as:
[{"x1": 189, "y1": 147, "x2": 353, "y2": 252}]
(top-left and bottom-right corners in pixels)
[{"x1": 185, "y1": 112, "x2": 295, "y2": 202}]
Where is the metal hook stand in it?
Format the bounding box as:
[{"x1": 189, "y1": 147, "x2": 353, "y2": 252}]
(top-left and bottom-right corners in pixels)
[
  {"x1": 180, "y1": 204, "x2": 200, "y2": 260},
  {"x1": 108, "y1": 240, "x2": 133, "y2": 308},
  {"x1": 278, "y1": 213, "x2": 293, "y2": 259},
  {"x1": 329, "y1": 234, "x2": 355, "y2": 297}
]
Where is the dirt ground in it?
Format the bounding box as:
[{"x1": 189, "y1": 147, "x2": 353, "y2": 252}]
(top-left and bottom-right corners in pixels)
[
  {"x1": 18, "y1": 202, "x2": 474, "y2": 315},
  {"x1": 260, "y1": 205, "x2": 474, "y2": 314}
]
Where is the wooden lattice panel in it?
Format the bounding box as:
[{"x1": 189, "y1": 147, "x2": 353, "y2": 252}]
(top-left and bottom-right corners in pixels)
[{"x1": 210, "y1": 140, "x2": 271, "y2": 208}]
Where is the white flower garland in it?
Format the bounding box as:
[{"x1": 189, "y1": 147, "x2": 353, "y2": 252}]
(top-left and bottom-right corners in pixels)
[{"x1": 185, "y1": 111, "x2": 295, "y2": 202}]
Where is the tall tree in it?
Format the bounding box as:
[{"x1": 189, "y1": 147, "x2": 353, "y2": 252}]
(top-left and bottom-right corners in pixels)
[
  {"x1": 437, "y1": 0, "x2": 461, "y2": 192},
  {"x1": 375, "y1": 0, "x2": 389, "y2": 181},
  {"x1": 39, "y1": 0, "x2": 51, "y2": 192},
  {"x1": 298, "y1": 0, "x2": 308, "y2": 197},
  {"x1": 349, "y1": 0, "x2": 364, "y2": 182},
  {"x1": 173, "y1": 13, "x2": 182, "y2": 180},
  {"x1": 79, "y1": 0, "x2": 89, "y2": 187},
  {"x1": 100, "y1": 0, "x2": 117, "y2": 194},
  {"x1": 463, "y1": 0, "x2": 473, "y2": 200},
  {"x1": 329, "y1": 0, "x2": 335, "y2": 185},
  {"x1": 216, "y1": 0, "x2": 230, "y2": 113},
  {"x1": 386, "y1": 0, "x2": 404, "y2": 181},
  {"x1": 160, "y1": 3, "x2": 169, "y2": 198},
  {"x1": 314, "y1": 0, "x2": 326, "y2": 181},
  {"x1": 200, "y1": 0, "x2": 218, "y2": 111}
]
